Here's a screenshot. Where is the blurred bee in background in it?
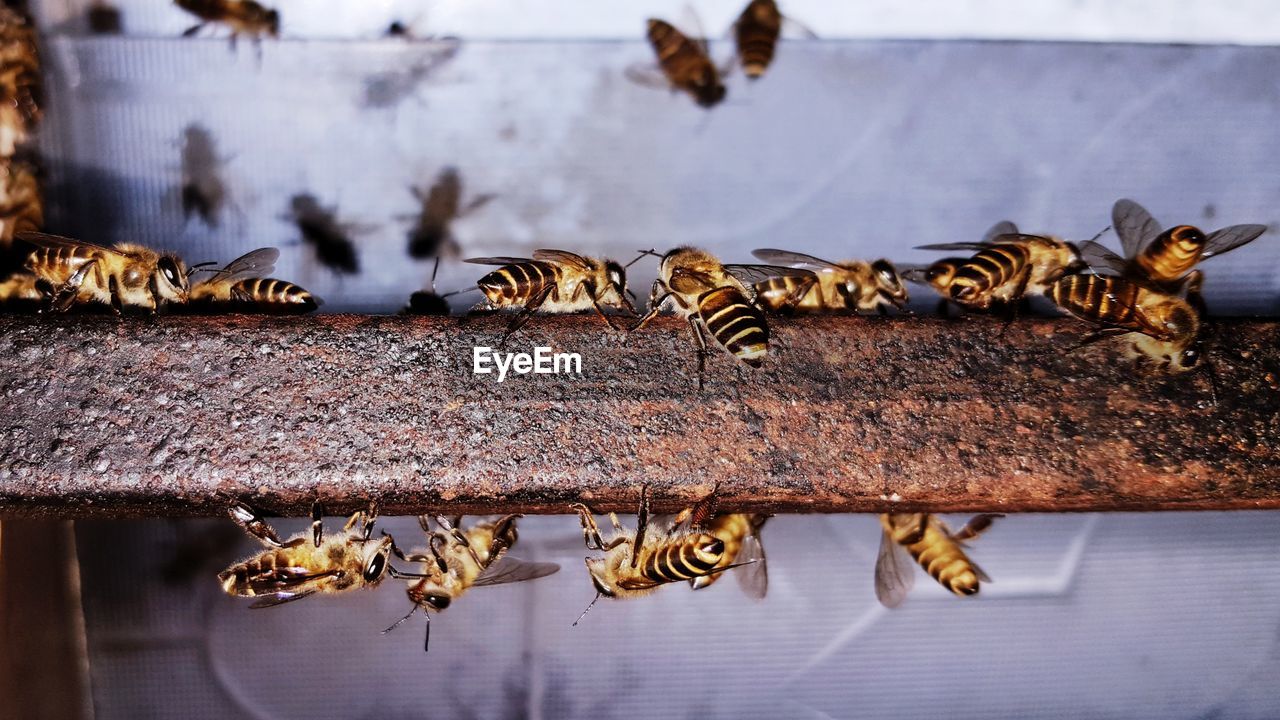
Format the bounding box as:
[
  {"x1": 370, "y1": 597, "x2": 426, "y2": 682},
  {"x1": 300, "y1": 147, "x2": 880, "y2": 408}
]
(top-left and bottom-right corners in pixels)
[
  {"x1": 285, "y1": 193, "x2": 362, "y2": 275},
  {"x1": 175, "y1": 0, "x2": 279, "y2": 49},
  {"x1": 188, "y1": 247, "x2": 321, "y2": 314},
  {"x1": 0, "y1": 161, "x2": 41, "y2": 246},
  {"x1": 905, "y1": 221, "x2": 1082, "y2": 317},
  {"x1": 1048, "y1": 272, "x2": 1206, "y2": 375},
  {"x1": 629, "y1": 17, "x2": 729, "y2": 108},
  {"x1": 1079, "y1": 198, "x2": 1266, "y2": 310},
  {"x1": 0, "y1": 6, "x2": 40, "y2": 132},
  {"x1": 751, "y1": 248, "x2": 908, "y2": 314},
  {"x1": 219, "y1": 501, "x2": 400, "y2": 607},
  {"x1": 17, "y1": 231, "x2": 190, "y2": 313},
  {"x1": 875, "y1": 513, "x2": 1001, "y2": 608},
  {"x1": 384, "y1": 515, "x2": 559, "y2": 651},
  {"x1": 465, "y1": 249, "x2": 637, "y2": 343},
  {"x1": 404, "y1": 167, "x2": 495, "y2": 262},
  {"x1": 87, "y1": 1, "x2": 123, "y2": 34},
  {"x1": 631, "y1": 247, "x2": 812, "y2": 388},
  {"x1": 733, "y1": 0, "x2": 783, "y2": 79},
  {"x1": 179, "y1": 124, "x2": 232, "y2": 230}
]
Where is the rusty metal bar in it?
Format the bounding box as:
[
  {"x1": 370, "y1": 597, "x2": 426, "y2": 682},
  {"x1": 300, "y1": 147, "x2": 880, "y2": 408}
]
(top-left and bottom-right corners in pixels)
[{"x1": 0, "y1": 314, "x2": 1277, "y2": 518}]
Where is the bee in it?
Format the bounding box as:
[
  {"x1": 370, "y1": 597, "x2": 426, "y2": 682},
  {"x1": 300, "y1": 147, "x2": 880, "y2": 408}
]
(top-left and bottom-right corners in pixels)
[
  {"x1": 631, "y1": 247, "x2": 812, "y2": 388},
  {"x1": 907, "y1": 222, "x2": 1081, "y2": 313},
  {"x1": 87, "y1": 1, "x2": 123, "y2": 34},
  {"x1": 688, "y1": 513, "x2": 769, "y2": 598},
  {"x1": 750, "y1": 249, "x2": 908, "y2": 314},
  {"x1": 0, "y1": 271, "x2": 41, "y2": 311},
  {"x1": 219, "y1": 501, "x2": 401, "y2": 607},
  {"x1": 188, "y1": 247, "x2": 320, "y2": 314},
  {"x1": 176, "y1": 0, "x2": 279, "y2": 46},
  {"x1": 0, "y1": 161, "x2": 41, "y2": 245},
  {"x1": 17, "y1": 231, "x2": 190, "y2": 313},
  {"x1": 404, "y1": 167, "x2": 495, "y2": 262},
  {"x1": 285, "y1": 193, "x2": 361, "y2": 275},
  {"x1": 179, "y1": 124, "x2": 230, "y2": 229},
  {"x1": 465, "y1": 249, "x2": 638, "y2": 342},
  {"x1": 1048, "y1": 272, "x2": 1204, "y2": 373},
  {"x1": 1080, "y1": 198, "x2": 1266, "y2": 307},
  {"x1": 632, "y1": 18, "x2": 727, "y2": 108},
  {"x1": 570, "y1": 488, "x2": 764, "y2": 623},
  {"x1": 0, "y1": 8, "x2": 39, "y2": 131},
  {"x1": 875, "y1": 513, "x2": 1001, "y2": 608},
  {"x1": 384, "y1": 515, "x2": 560, "y2": 651},
  {"x1": 733, "y1": 0, "x2": 783, "y2": 79}
]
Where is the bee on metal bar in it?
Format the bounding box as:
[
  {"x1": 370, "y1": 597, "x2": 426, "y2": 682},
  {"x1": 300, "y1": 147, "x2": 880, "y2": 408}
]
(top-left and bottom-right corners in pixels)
[
  {"x1": 570, "y1": 488, "x2": 763, "y2": 624},
  {"x1": 1048, "y1": 272, "x2": 1205, "y2": 373},
  {"x1": 404, "y1": 167, "x2": 495, "y2": 262},
  {"x1": 188, "y1": 247, "x2": 320, "y2": 314},
  {"x1": 219, "y1": 501, "x2": 399, "y2": 607},
  {"x1": 383, "y1": 515, "x2": 559, "y2": 651},
  {"x1": 175, "y1": 0, "x2": 279, "y2": 47},
  {"x1": 0, "y1": 271, "x2": 41, "y2": 311},
  {"x1": 629, "y1": 17, "x2": 729, "y2": 108},
  {"x1": 905, "y1": 222, "x2": 1082, "y2": 313},
  {"x1": 0, "y1": 161, "x2": 41, "y2": 246},
  {"x1": 17, "y1": 231, "x2": 191, "y2": 313},
  {"x1": 751, "y1": 248, "x2": 908, "y2": 314},
  {"x1": 465, "y1": 249, "x2": 638, "y2": 342},
  {"x1": 875, "y1": 513, "x2": 1001, "y2": 608},
  {"x1": 285, "y1": 193, "x2": 362, "y2": 275},
  {"x1": 1079, "y1": 198, "x2": 1266, "y2": 308},
  {"x1": 631, "y1": 246, "x2": 813, "y2": 388}
]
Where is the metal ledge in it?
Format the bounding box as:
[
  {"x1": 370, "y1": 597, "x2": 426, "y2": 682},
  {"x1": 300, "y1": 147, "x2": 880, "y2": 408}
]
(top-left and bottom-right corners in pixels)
[{"x1": 0, "y1": 314, "x2": 1277, "y2": 518}]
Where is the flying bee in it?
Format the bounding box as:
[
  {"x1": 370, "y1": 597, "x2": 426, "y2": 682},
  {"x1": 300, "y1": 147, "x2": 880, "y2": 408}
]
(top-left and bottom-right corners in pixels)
[
  {"x1": 404, "y1": 167, "x2": 495, "y2": 262},
  {"x1": 383, "y1": 515, "x2": 559, "y2": 651},
  {"x1": 1049, "y1": 272, "x2": 1205, "y2": 373},
  {"x1": 175, "y1": 0, "x2": 279, "y2": 47},
  {"x1": 465, "y1": 249, "x2": 638, "y2": 343},
  {"x1": 733, "y1": 0, "x2": 782, "y2": 79},
  {"x1": 629, "y1": 18, "x2": 728, "y2": 108},
  {"x1": 1079, "y1": 198, "x2": 1266, "y2": 308},
  {"x1": 17, "y1": 231, "x2": 190, "y2": 313},
  {"x1": 875, "y1": 513, "x2": 1001, "y2": 608},
  {"x1": 285, "y1": 193, "x2": 361, "y2": 275},
  {"x1": 631, "y1": 246, "x2": 812, "y2": 388},
  {"x1": 0, "y1": 161, "x2": 41, "y2": 245},
  {"x1": 179, "y1": 124, "x2": 231, "y2": 229},
  {"x1": 219, "y1": 501, "x2": 402, "y2": 607},
  {"x1": 188, "y1": 247, "x2": 320, "y2": 314},
  {"x1": 751, "y1": 248, "x2": 908, "y2": 314},
  {"x1": 571, "y1": 488, "x2": 764, "y2": 624},
  {"x1": 906, "y1": 222, "x2": 1082, "y2": 314},
  {"x1": 0, "y1": 271, "x2": 41, "y2": 311}
]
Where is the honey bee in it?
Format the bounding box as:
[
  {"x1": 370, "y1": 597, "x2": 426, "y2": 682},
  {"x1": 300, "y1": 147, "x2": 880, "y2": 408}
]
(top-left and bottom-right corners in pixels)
[
  {"x1": 907, "y1": 223, "x2": 1081, "y2": 313},
  {"x1": 87, "y1": 1, "x2": 123, "y2": 34},
  {"x1": 405, "y1": 167, "x2": 495, "y2": 262},
  {"x1": 751, "y1": 249, "x2": 908, "y2": 314},
  {"x1": 1048, "y1": 272, "x2": 1204, "y2": 373},
  {"x1": 631, "y1": 18, "x2": 727, "y2": 108},
  {"x1": 219, "y1": 501, "x2": 400, "y2": 607},
  {"x1": 0, "y1": 271, "x2": 41, "y2": 311},
  {"x1": 285, "y1": 193, "x2": 361, "y2": 275},
  {"x1": 0, "y1": 6, "x2": 39, "y2": 128},
  {"x1": 384, "y1": 515, "x2": 560, "y2": 651},
  {"x1": 875, "y1": 513, "x2": 1001, "y2": 608},
  {"x1": 733, "y1": 0, "x2": 783, "y2": 79},
  {"x1": 188, "y1": 247, "x2": 320, "y2": 314},
  {"x1": 570, "y1": 488, "x2": 764, "y2": 623},
  {"x1": 17, "y1": 231, "x2": 190, "y2": 313},
  {"x1": 180, "y1": 124, "x2": 231, "y2": 230},
  {"x1": 631, "y1": 247, "x2": 812, "y2": 388},
  {"x1": 1079, "y1": 198, "x2": 1266, "y2": 307},
  {"x1": 0, "y1": 161, "x2": 41, "y2": 245},
  {"x1": 176, "y1": 0, "x2": 279, "y2": 46},
  {"x1": 688, "y1": 513, "x2": 769, "y2": 598},
  {"x1": 465, "y1": 249, "x2": 638, "y2": 343}
]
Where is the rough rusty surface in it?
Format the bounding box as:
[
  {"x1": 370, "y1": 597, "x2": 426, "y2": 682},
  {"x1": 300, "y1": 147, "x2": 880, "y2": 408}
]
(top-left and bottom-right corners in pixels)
[{"x1": 0, "y1": 314, "x2": 1277, "y2": 518}]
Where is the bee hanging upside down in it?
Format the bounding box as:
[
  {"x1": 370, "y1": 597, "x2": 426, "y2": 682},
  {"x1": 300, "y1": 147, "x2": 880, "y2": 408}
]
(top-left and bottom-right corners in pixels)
[
  {"x1": 382, "y1": 514, "x2": 559, "y2": 651},
  {"x1": 874, "y1": 513, "x2": 1001, "y2": 608},
  {"x1": 751, "y1": 248, "x2": 908, "y2": 314},
  {"x1": 219, "y1": 501, "x2": 403, "y2": 607},
  {"x1": 187, "y1": 247, "x2": 320, "y2": 314},
  {"x1": 466, "y1": 249, "x2": 638, "y2": 343},
  {"x1": 17, "y1": 231, "x2": 190, "y2": 313}
]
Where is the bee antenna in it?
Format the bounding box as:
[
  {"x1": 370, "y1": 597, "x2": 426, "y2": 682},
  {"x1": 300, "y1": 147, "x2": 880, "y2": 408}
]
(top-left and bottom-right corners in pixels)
[
  {"x1": 626, "y1": 249, "x2": 658, "y2": 268},
  {"x1": 423, "y1": 612, "x2": 432, "y2": 652},
  {"x1": 1086, "y1": 224, "x2": 1113, "y2": 244},
  {"x1": 1201, "y1": 356, "x2": 1220, "y2": 407},
  {"x1": 188, "y1": 261, "x2": 222, "y2": 275},
  {"x1": 572, "y1": 592, "x2": 601, "y2": 627},
  {"x1": 382, "y1": 604, "x2": 418, "y2": 634}
]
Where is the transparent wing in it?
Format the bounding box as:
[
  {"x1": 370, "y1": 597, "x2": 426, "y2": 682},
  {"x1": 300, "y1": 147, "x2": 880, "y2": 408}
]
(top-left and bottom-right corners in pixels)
[
  {"x1": 15, "y1": 230, "x2": 123, "y2": 256},
  {"x1": 874, "y1": 530, "x2": 915, "y2": 609},
  {"x1": 464, "y1": 256, "x2": 534, "y2": 266},
  {"x1": 1201, "y1": 224, "x2": 1267, "y2": 259},
  {"x1": 1112, "y1": 198, "x2": 1161, "y2": 258},
  {"x1": 532, "y1": 249, "x2": 593, "y2": 272},
  {"x1": 248, "y1": 590, "x2": 317, "y2": 608},
  {"x1": 982, "y1": 220, "x2": 1019, "y2": 243},
  {"x1": 723, "y1": 263, "x2": 816, "y2": 285},
  {"x1": 1078, "y1": 240, "x2": 1129, "y2": 276},
  {"x1": 472, "y1": 556, "x2": 561, "y2": 587},
  {"x1": 731, "y1": 521, "x2": 768, "y2": 600},
  {"x1": 971, "y1": 560, "x2": 993, "y2": 584},
  {"x1": 751, "y1": 248, "x2": 843, "y2": 271},
  {"x1": 245, "y1": 566, "x2": 338, "y2": 593},
  {"x1": 914, "y1": 242, "x2": 990, "y2": 252},
  {"x1": 212, "y1": 247, "x2": 279, "y2": 283}
]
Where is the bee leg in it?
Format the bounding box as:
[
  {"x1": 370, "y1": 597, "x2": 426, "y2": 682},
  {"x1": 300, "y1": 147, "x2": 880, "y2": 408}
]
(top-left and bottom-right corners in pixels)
[
  {"x1": 427, "y1": 534, "x2": 449, "y2": 573},
  {"x1": 227, "y1": 502, "x2": 287, "y2": 548},
  {"x1": 499, "y1": 283, "x2": 555, "y2": 347},
  {"x1": 311, "y1": 501, "x2": 326, "y2": 548},
  {"x1": 571, "y1": 503, "x2": 607, "y2": 550},
  {"x1": 1066, "y1": 327, "x2": 1127, "y2": 354},
  {"x1": 181, "y1": 23, "x2": 206, "y2": 38},
  {"x1": 953, "y1": 513, "x2": 1003, "y2": 542},
  {"x1": 488, "y1": 514, "x2": 522, "y2": 560},
  {"x1": 580, "y1": 282, "x2": 622, "y2": 332},
  {"x1": 681, "y1": 486, "x2": 720, "y2": 530},
  {"x1": 435, "y1": 515, "x2": 482, "y2": 567},
  {"x1": 361, "y1": 503, "x2": 380, "y2": 540},
  {"x1": 629, "y1": 486, "x2": 651, "y2": 569},
  {"x1": 45, "y1": 258, "x2": 98, "y2": 313},
  {"x1": 685, "y1": 317, "x2": 715, "y2": 391}
]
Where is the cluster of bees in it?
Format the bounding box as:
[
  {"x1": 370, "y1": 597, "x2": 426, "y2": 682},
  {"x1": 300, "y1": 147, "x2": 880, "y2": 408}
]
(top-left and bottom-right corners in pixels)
[{"x1": 220, "y1": 492, "x2": 993, "y2": 650}]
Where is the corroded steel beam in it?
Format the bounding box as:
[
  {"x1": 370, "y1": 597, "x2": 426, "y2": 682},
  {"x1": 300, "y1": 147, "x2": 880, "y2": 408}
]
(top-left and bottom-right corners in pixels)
[{"x1": 0, "y1": 314, "x2": 1277, "y2": 518}]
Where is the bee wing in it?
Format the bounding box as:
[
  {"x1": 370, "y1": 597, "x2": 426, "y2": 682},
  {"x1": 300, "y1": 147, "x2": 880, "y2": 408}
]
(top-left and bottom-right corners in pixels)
[
  {"x1": 245, "y1": 566, "x2": 339, "y2": 594},
  {"x1": 982, "y1": 220, "x2": 1020, "y2": 243},
  {"x1": 532, "y1": 249, "x2": 593, "y2": 272},
  {"x1": 1077, "y1": 240, "x2": 1129, "y2": 276},
  {"x1": 472, "y1": 556, "x2": 561, "y2": 587},
  {"x1": 750, "y1": 248, "x2": 843, "y2": 271},
  {"x1": 914, "y1": 242, "x2": 989, "y2": 252},
  {"x1": 15, "y1": 230, "x2": 123, "y2": 256},
  {"x1": 248, "y1": 589, "x2": 318, "y2": 608},
  {"x1": 209, "y1": 247, "x2": 279, "y2": 284},
  {"x1": 464, "y1": 256, "x2": 534, "y2": 266},
  {"x1": 874, "y1": 529, "x2": 916, "y2": 609},
  {"x1": 723, "y1": 263, "x2": 816, "y2": 285},
  {"x1": 1201, "y1": 224, "x2": 1267, "y2": 260},
  {"x1": 971, "y1": 560, "x2": 993, "y2": 584},
  {"x1": 732, "y1": 518, "x2": 769, "y2": 599},
  {"x1": 1113, "y1": 198, "x2": 1162, "y2": 258}
]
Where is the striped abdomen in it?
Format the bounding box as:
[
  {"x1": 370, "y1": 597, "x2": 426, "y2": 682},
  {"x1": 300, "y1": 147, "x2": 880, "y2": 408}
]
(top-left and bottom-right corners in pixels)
[
  {"x1": 697, "y1": 286, "x2": 769, "y2": 366},
  {"x1": 477, "y1": 261, "x2": 560, "y2": 308},
  {"x1": 904, "y1": 523, "x2": 982, "y2": 597},
  {"x1": 949, "y1": 243, "x2": 1030, "y2": 301},
  {"x1": 1135, "y1": 225, "x2": 1205, "y2": 282},
  {"x1": 25, "y1": 244, "x2": 104, "y2": 288},
  {"x1": 646, "y1": 19, "x2": 723, "y2": 106},
  {"x1": 752, "y1": 276, "x2": 819, "y2": 312},
  {"x1": 1049, "y1": 273, "x2": 1141, "y2": 327},
  {"x1": 233, "y1": 278, "x2": 318, "y2": 313},
  {"x1": 638, "y1": 534, "x2": 725, "y2": 585},
  {"x1": 735, "y1": 0, "x2": 782, "y2": 78},
  {"x1": 219, "y1": 550, "x2": 311, "y2": 597}
]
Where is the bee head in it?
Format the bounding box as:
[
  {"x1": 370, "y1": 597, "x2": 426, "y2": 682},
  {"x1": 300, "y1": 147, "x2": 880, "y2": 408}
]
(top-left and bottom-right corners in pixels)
[
  {"x1": 694, "y1": 70, "x2": 727, "y2": 108},
  {"x1": 407, "y1": 580, "x2": 453, "y2": 611},
  {"x1": 584, "y1": 557, "x2": 616, "y2": 598},
  {"x1": 155, "y1": 255, "x2": 190, "y2": 303},
  {"x1": 872, "y1": 259, "x2": 908, "y2": 305}
]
